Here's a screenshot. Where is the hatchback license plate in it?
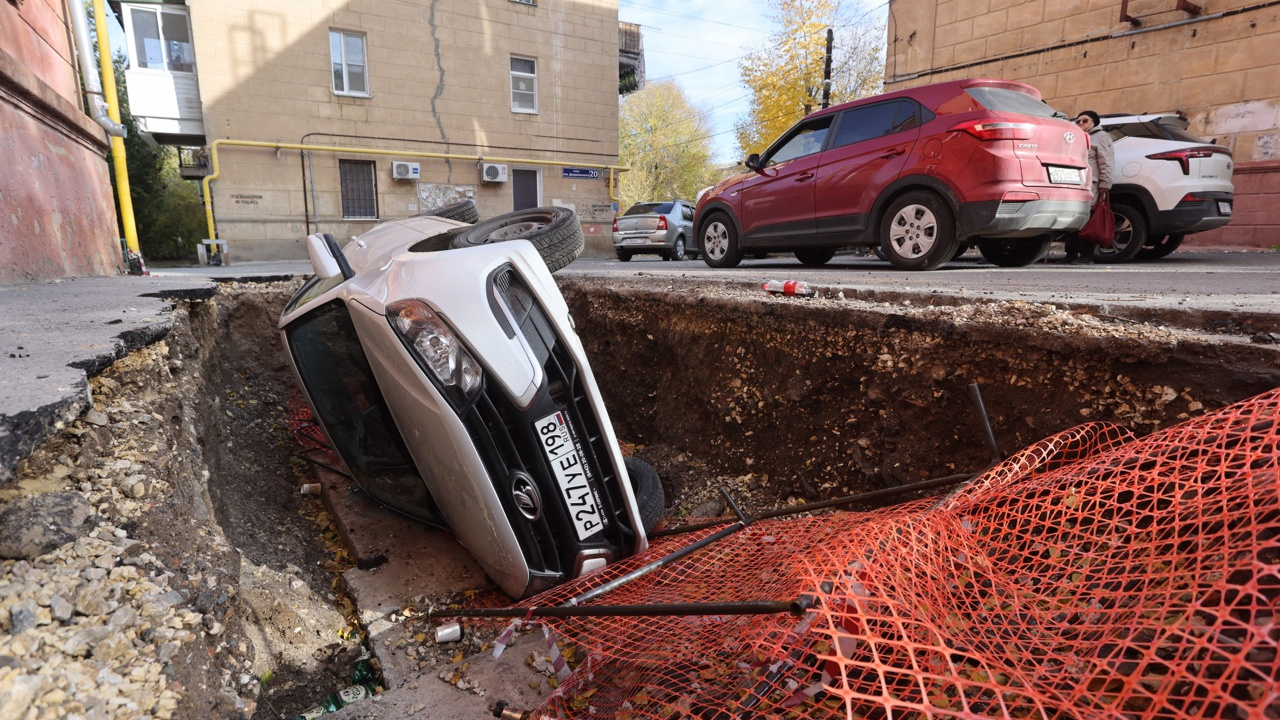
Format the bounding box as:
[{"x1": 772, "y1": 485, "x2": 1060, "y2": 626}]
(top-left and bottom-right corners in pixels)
[
  {"x1": 1218, "y1": 201, "x2": 1232, "y2": 215},
  {"x1": 1048, "y1": 166, "x2": 1081, "y2": 184},
  {"x1": 535, "y1": 410, "x2": 604, "y2": 541}
]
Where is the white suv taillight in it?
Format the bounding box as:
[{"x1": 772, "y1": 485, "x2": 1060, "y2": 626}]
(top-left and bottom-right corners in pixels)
[
  {"x1": 1147, "y1": 146, "x2": 1233, "y2": 175},
  {"x1": 950, "y1": 119, "x2": 1035, "y2": 141}
]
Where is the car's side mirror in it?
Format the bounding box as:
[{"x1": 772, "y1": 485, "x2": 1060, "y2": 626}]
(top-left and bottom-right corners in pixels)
[
  {"x1": 745, "y1": 153, "x2": 762, "y2": 172},
  {"x1": 306, "y1": 232, "x2": 355, "y2": 280}
]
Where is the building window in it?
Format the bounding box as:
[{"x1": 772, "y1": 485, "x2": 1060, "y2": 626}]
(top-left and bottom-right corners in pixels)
[
  {"x1": 510, "y1": 0, "x2": 536, "y2": 4},
  {"x1": 126, "y1": 6, "x2": 195, "y2": 73},
  {"x1": 510, "y1": 56, "x2": 537, "y2": 113},
  {"x1": 330, "y1": 31, "x2": 369, "y2": 96},
  {"x1": 339, "y1": 160, "x2": 377, "y2": 219}
]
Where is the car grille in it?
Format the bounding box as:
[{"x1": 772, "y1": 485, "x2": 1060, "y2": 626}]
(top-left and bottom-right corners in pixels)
[{"x1": 459, "y1": 267, "x2": 636, "y2": 583}]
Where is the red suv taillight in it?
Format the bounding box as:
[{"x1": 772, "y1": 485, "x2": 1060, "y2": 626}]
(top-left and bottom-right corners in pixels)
[
  {"x1": 949, "y1": 119, "x2": 1036, "y2": 141},
  {"x1": 612, "y1": 218, "x2": 618, "y2": 232},
  {"x1": 1147, "y1": 146, "x2": 1232, "y2": 175},
  {"x1": 657, "y1": 216, "x2": 667, "y2": 230}
]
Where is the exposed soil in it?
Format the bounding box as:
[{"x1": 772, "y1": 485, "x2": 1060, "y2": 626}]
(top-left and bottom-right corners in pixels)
[{"x1": 2, "y1": 273, "x2": 1278, "y2": 718}]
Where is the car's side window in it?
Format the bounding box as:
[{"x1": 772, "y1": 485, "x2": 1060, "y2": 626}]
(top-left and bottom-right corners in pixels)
[
  {"x1": 764, "y1": 116, "x2": 834, "y2": 167},
  {"x1": 832, "y1": 100, "x2": 919, "y2": 149},
  {"x1": 681, "y1": 204, "x2": 693, "y2": 222}
]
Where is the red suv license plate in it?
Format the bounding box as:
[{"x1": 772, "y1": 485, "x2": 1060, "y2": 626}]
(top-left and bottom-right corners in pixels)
[
  {"x1": 1047, "y1": 166, "x2": 1081, "y2": 184},
  {"x1": 535, "y1": 409, "x2": 604, "y2": 540}
]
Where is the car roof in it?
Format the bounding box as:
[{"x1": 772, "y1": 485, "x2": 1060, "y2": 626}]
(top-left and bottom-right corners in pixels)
[{"x1": 808, "y1": 77, "x2": 1042, "y2": 119}]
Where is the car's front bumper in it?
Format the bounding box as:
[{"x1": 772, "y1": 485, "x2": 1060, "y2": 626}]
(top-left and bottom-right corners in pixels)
[{"x1": 960, "y1": 198, "x2": 1092, "y2": 238}]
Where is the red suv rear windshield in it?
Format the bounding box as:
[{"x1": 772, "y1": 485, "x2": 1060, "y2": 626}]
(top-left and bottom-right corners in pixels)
[{"x1": 965, "y1": 86, "x2": 1064, "y2": 119}]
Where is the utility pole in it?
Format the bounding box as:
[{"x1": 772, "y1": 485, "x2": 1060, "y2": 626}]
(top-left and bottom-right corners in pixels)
[{"x1": 821, "y1": 28, "x2": 834, "y2": 109}]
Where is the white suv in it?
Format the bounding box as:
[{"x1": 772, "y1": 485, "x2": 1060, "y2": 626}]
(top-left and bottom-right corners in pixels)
[{"x1": 1097, "y1": 113, "x2": 1234, "y2": 261}]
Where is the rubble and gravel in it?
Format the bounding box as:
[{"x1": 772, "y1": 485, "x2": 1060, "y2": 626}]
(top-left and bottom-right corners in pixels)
[{"x1": 0, "y1": 274, "x2": 1277, "y2": 719}]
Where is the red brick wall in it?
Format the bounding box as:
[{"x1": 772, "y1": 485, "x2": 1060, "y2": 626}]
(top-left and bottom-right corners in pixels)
[
  {"x1": 1188, "y1": 161, "x2": 1280, "y2": 250},
  {"x1": 0, "y1": 11, "x2": 123, "y2": 284}
]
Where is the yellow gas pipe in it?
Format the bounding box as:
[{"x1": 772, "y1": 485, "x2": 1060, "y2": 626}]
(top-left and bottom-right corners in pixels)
[{"x1": 92, "y1": 0, "x2": 139, "y2": 255}]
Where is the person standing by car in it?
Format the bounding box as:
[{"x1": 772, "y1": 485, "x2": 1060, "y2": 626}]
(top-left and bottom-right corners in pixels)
[{"x1": 1064, "y1": 110, "x2": 1115, "y2": 263}]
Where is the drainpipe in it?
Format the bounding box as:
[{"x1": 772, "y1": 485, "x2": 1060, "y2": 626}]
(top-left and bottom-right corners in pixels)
[
  {"x1": 68, "y1": 0, "x2": 125, "y2": 138},
  {"x1": 201, "y1": 139, "x2": 628, "y2": 242}
]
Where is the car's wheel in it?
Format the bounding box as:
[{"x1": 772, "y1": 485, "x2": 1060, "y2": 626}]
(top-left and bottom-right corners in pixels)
[
  {"x1": 624, "y1": 456, "x2": 664, "y2": 535},
  {"x1": 672, "y1": 236, "x2": 687, "y2": 261},
  {"x1": 1095, "y1": 203, "x2": 1146, "y2": 263},
  {"x1": 616, "y1": 251, "x2": 632, "y2": 262},
  {"x1": 795, "y1": 248, "x2": 836, "y2": 266},
  {"x1": 976, "y1": 236, "x2": 1052, "y2": 267},
  {"x1": 418, "y1": 198, "x2": 480, "y2": 224},
  {"x1": 449, "y1": 207, "x2": 584, "y2": 272},
  {"x1": 950, "y1": 242, "x2": 971, "y2": 260},
  {"x1": 700, "y1": 212, "x2": 743, "y2": 268},
  {"x1": 661, "y1": 251, "x2": 672, "y2": 261},
  {"x1": 1136, "y1": 233, "x2": 1185, "y2": 260},
  {"x1": 871, "y1": 245, "x2": 888, "y2": 262},
  {"x1": 879, "y1": 190, "x2": 959, "y2": 271}
]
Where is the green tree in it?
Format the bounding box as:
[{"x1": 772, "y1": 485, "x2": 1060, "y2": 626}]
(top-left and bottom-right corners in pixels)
[
  {"x1": 108, "y1": 54, "x2": 203, "y2": 261},
  {"x1": 618, "y1": 80, "x2": 716, "y2": 209},
  {"x1": 735, "y1": 0, "x2": 885, "y2": 158}
]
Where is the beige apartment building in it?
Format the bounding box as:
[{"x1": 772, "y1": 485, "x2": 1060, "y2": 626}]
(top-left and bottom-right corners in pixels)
[
  {"x1": 886, "y1": 0, "x2": 1280, "y2": 248},
  {"x1": 118, "y1": 0, "x2": 624, "y2": 261}
]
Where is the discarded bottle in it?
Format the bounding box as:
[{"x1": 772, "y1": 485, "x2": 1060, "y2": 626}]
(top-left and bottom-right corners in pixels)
[
  {"x1": 291, "y1": 646, "x2": 380, "y2": 719},
  {"x1": 762, "y1": 279, "x2": 816, "y2": 297},
  {"x1": 291, "y1": 683, "x2": 377, "y2": 719}
]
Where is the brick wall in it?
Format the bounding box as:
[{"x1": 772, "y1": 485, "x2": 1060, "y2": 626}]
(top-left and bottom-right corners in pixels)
[{"x1": 887, "y1": 0, "x2": 1280, "y2": 249}]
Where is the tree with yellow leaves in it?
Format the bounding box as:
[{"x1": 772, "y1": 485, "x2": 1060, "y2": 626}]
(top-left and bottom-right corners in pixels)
[
  {"x1": 735, "y1": 0, "x2": 885, "y2": 159},
  {"x1": 618, "y1": 80, "x2": 717, "y2": 209}
]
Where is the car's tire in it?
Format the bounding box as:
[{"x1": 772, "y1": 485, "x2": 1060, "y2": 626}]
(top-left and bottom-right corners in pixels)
[
  {"x1": 976, "y1": 236, "x2": 1052, "y2": 267},
  {"x1": 624, "y1": 456, "x2": 664, "y2": 535},
  {"x1": 879, "y1": 190, "x2": 959, "y2": 271},
  {"x1": 616, "y1": 251, "x2": 632, "y2": 262},
  {"x1": 950, "y1": 242, "x2": 971, "y2": 260},
  {"x1": 672, "y1": 236, "x2": 687, "y2": 261},
  {"x1": 661, "y1": 251, "x2": 672, "y2": 261},
  {"x1": 1095, "y1": 203, "x2": 1146, "y2": 264},
  {"x1": 1136, "y1": 233, "x2": 1185, "y2": 260},
  {"x1": 419, "y1": 198, "x2": 480, "y2": 224},
  {"x1": 449, "y1": 207, "x2": 584, "y2": 272},
  {"x1": 871, "y1": 245, "x2": 888, "y2": 262},
  {"x1": 795, "y1": 248, "x2": 836, "y2": 266},
  {"x1": 700, "y1": 212, "x2": 743, "y2": 268}
]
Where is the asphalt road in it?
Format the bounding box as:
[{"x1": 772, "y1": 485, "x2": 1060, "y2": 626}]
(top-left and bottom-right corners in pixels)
[{"x1": 562, "y1": 249, "x2": 1280, "y2": 317}]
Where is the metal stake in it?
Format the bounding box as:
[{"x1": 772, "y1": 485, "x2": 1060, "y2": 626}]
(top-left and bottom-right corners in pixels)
[{"x1": 426, "y1": 597, "x2": 811, "y2": 620}]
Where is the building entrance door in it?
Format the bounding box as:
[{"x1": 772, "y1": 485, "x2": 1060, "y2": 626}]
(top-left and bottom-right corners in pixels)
[{"x1": 513, "y1": 169, "x2": 539, "y2": 210}]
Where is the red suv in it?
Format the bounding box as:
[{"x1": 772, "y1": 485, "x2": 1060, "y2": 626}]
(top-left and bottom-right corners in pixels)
[{"x1": 695, "y1": 78, "x2": 1093, "y2": 271}]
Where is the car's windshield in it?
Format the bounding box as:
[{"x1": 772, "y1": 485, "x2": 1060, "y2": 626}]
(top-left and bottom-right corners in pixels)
[
  {"x1": 966, "y1": 87, "x2": 1063, "y2": 119},
  {"x1": 624, "y1": 203, "x2": 670, "y2": 216},
  {"x1": 283, "y1": 273, "x2": 345, "y2": 316},
  {"x1": 285, "y1": 300, "x2": 440, "y2": 523}
]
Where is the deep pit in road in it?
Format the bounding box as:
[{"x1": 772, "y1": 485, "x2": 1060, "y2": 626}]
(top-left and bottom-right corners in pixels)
[{"x1": 6, "y1": 276, "x2": 1279, "y2": 718}]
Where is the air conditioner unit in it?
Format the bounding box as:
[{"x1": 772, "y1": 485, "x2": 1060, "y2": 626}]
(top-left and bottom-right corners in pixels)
[
  {"x1": 481, "y1": 162, "x2": 509, "y2": 183},
  {"x1": 391, "y1": 161, "x2": 420, "y2": 181}
]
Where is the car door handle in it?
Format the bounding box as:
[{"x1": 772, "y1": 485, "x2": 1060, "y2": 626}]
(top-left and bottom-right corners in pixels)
[
  {"x1": 795, "y1": 172, "x2": 815, "y2": 182},
  {"x1": 880, "y1": 148, "x2": 906, "y2": 159}
]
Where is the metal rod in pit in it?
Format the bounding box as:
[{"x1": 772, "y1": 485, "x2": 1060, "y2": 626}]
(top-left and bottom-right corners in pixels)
[
  {"x1": 427, "y1": 598, "x2": 810, "y2": 619},
  {"x1": 968, "y1": 382, "x2": 1003, "y2": 462}
]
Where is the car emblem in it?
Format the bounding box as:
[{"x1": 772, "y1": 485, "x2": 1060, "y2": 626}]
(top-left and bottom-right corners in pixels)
[
  {"x1": 1064, "y1": 131, "x2": 1075, "y2": 144},
  {"x1": 511, "y1": 472, "x2": 542, "y2": 521}
]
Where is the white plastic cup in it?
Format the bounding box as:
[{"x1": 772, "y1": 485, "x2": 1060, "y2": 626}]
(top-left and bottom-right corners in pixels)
[{"x1": 435, "y1": 622, "x2": 462, "y2": 643}]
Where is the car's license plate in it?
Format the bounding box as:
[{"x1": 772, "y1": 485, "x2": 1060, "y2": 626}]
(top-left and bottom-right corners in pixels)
[
  {"x1": 535, "y1": 410, "x2": 604, "y2": 541},
  {"x1": 1048, "y1": 166, "x2": 1081, "y2": 184},
  {"x1": 1219, "y1": 201, "x2": 1232, "y2": 215},
  {"x1": 624, "y1": 238, "x2": 647, "y2": 245}
]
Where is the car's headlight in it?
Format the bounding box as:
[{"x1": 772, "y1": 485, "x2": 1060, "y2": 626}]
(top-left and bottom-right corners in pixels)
[{"x1": 387, "y1": 300, "x2": 483, "y2": 407}]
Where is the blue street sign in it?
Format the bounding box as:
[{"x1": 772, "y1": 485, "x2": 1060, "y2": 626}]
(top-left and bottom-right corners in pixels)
[{"x1": 562, "y1": 167, "x2": 601, "y2": 179}]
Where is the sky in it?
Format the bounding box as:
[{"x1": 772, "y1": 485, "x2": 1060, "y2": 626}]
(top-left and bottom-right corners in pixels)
[{"x1": 618, "y1": 0, "x2": 889, "y2": 165}]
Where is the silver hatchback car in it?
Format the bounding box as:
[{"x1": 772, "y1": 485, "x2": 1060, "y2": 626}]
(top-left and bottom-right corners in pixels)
[{"x1": 612, "y1": 200, "x2": 696, "y2": 261}]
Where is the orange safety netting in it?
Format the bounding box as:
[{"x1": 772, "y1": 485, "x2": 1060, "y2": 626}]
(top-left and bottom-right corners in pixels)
[{"x1": 486, "y1": 388, "x2": 1280, "y2": 719}]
